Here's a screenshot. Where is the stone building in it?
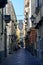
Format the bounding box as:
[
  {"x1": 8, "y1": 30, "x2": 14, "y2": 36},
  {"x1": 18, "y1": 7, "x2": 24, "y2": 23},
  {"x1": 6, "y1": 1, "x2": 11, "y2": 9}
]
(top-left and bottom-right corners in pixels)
[
  {"x1": 30, "y1": 0, "x2": 43, "y2": 61},
  {"x1": 24, "y1": 0, "x2": 32, "y2": 49},
  {"x1": 0, "y1": 1, "x2": 8, "y2": 63},
  {"x1": 35, "y1": 0, "x2": 43, "y2": 61},
  {"x1": 24, "y1": 0, "x2": 43, "y2": 61},
  {"x1": 5, "y1": 0, "x2": 17, "y2": 54},
  {"x1": 24, "y1": 0, "x2": 32, "y2": 34},
  {"x1": 0, "y1": 0, "x2": 17, "y2": 63}
]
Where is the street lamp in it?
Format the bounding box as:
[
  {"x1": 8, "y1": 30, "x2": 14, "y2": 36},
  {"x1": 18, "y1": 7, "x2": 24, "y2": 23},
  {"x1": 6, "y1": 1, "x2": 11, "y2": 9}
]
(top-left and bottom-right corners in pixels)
[{"x1": 30, "y1": 15, "x2": 35, "y2": 26}]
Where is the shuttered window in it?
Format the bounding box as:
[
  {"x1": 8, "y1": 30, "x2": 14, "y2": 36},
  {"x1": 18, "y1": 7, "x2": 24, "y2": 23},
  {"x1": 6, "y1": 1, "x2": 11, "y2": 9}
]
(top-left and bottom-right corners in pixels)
[{"x1": 35, "y1": 0, "x2": 40, "y2": 7}]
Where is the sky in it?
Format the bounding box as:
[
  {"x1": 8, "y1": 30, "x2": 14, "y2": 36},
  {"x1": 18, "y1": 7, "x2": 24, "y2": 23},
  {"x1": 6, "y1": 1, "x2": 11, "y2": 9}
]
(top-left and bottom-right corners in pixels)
[{"x1": 11, "y1": 0, "x2": 24, "y2": 20}]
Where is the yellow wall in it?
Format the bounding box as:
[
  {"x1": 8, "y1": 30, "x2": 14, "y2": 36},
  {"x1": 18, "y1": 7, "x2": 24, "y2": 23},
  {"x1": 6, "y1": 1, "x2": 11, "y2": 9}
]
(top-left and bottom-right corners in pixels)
[{"x1": 16, "y1": 26, "x2": 20, "y2": 43}]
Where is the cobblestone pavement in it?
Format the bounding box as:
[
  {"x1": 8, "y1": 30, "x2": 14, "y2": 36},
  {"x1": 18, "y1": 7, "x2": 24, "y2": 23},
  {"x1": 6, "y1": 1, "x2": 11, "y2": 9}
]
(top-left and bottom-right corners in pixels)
[{"x1": 0, "y1": 48, "x2": 43, "y2": 65}]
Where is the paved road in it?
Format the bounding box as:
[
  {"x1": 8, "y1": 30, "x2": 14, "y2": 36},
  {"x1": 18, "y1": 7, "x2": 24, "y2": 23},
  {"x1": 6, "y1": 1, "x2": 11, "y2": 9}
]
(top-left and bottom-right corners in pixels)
[{"x1": 0, "y1": 48, "x2": 43, "y2": 65}]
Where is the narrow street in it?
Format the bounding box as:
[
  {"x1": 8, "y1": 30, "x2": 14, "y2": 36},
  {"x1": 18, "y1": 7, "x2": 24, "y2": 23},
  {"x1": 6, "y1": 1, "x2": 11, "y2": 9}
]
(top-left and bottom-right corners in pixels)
[
  {"x1": 0, "y1": 0, "x2": 43, "y2": 65},
  {"x1": 0, "y1": 48, "x2": 42, "y2": 65}
]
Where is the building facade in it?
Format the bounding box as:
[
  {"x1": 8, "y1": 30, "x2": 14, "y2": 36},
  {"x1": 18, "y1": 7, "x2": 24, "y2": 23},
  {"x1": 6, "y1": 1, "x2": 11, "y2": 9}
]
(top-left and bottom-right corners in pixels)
[
  {"x1": 0, "y1": 0, "x2": 17, "y2": 63},
  {"x1": 24, "y1": 0, "x2": 32, "y2": 49},
  {"x1": 24, "y1": 0, "x2": 32, "y2": 34},
  {"x1": 35, "y1": 0, "x2": 43, "y2": 61},
  {"x1": 30, "y1": 0, "x2": 43, "y2": 61},
  {"x1": 0, "y1": 2, "x2": 8, "y2": 64},
  {"x1": 5, "y1": 0, "x2": 17, "y2": 54},
  {"x1": 24, "y1": 0, "x2": 43, "y2": 61}
]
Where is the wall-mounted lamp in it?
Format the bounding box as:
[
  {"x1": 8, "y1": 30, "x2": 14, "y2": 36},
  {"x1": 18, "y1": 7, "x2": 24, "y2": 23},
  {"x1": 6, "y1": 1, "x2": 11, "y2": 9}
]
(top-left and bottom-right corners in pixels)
[{"x1": 30, "y1": 15, "x2": 35, "y2": 23}]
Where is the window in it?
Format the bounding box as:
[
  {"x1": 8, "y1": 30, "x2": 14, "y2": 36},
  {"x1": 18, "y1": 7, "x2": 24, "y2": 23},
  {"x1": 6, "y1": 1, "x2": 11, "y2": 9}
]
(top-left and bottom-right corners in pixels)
[
  {"x1": 25, "y1": 22, "x2": 27, "y2": 24},
  {"x1": 41, "y1": 0, "x2": 43, "y2": 6},
  {"x1": 37, "y1": 0, "x2": 40, "y2": 7},
  {"x1": 35, "y1": 0, "x2": 40, "y2": 7},
  {"x1": 35, "y1": 0, "x2": 40, "y2": 15},
  {"x1": 12, "y1": 21, "x2": 14, "y2": 23}
]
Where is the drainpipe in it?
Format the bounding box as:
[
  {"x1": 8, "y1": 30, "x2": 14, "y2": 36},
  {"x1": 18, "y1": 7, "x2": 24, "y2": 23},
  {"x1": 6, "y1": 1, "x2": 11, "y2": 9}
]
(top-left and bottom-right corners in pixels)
[
  {"x1": 4, "y1": 6, "x2": 7, "y2": 57},
  {"x1": 1, "y1": 8, "x2": 3, "y2": 35}
]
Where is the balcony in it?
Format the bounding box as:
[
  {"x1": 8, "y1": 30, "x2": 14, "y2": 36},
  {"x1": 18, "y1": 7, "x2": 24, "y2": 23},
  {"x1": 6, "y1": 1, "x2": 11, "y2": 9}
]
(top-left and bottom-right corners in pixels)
[
  {"x1": 25, "y1": 2, "x2": 29, "y2": 7},
  {"x1": 25, "y1": 7, "x2": 29, "y2": 13},
  {"x1": 25, "y1": 17, "x2": 28, "y2": 21},
  {"x1": 24, "y1": 11, "x2": 28, "y2": 16},
  {"x1": 25, "y1": 22, "x2": 28, "y2": 25}
]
